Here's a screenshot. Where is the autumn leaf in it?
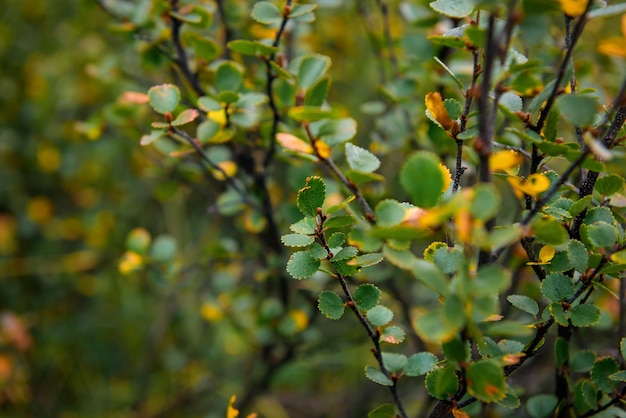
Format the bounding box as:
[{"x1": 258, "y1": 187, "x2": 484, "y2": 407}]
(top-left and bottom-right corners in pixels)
[
  {"x1": 528, "y1": 245, "x2": 556, "y2": 265},
  {"x1": 507, "y1": 174, "x2": 550, "y2": 198},
  {"x1": 440, "y1": 163, "x2": 452, "y2": 192},
  {"x1": 227, "y1": 395, "x2": 239, "y2": 418},
  {"x1": 276, "y1": 133, "x2": 314, "y2": 154},
  {"x1": 425, "y1": 92, "x2": 456, "y2": 131},
  {"x1": 208, "y1": 108, "x2": 228, "y2": 126},
  {"x1": 597, "y1": 14, "x2": 626, "y2": 57},
  {"x1": 490, "y1": 150, "x2": 523, "y2": 173},
  {"x1": 558, "y1": 0, "x2": 589, "y2": 17},
  {"x1": 314, "y1": 140, "x2": 332, "y2": 159}
]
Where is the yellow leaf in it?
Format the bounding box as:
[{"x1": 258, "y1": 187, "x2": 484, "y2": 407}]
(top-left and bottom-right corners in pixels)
[
  {"x1": 490, "y1": 150, "x2": 523, "y2": 173},
  {"x1": 26, "y1": 196, "x2": 54, "y2": 224},
  {"x1": 276, "y1": 132, "x2": 313, "y2": 154},
  {"x1": 440, "y1": 163, "x2": 452, "y2": 192},
  {"x1": 208, "y1": 109, "x2": 227, "y2": 126},
  {"x1": 243, "y1": 208, "x2": 267, "y2": 234},
  {"x1": 289, "y1": 310, "x2": 309, "y2": 331},
  {"x1": 201, "y1": 302, "x2": 223, "y2": 322},
  {"x1": 118, "y1": 251, "x2": 143, "y2": 275},
  {"x1": 558, "y1": 0, "x2": 589, "y2": 17},
  {"x1": 227, "y1": 395, "x2": 239, "y2": 418},
  {"x1": 455, "y1": 207, "x2": 472, "y2": 243},
  {"x1": 425, "y1": 92, "x2": 455, "y2": 131},
  {"x1": 507, "y1": 174, "x2": 550, "y2": 198},
  {"x1": 212, "y1": 161, "x2": 238, "y2": 180},
  {"x1": 528, "y1": 245, "x2": 556, "y2": 265},
  {"x1": 597, "y1": 38, "x2": 626, "y2": 58},
  {"x1": 314, "y1": 140, "x2": 332, "y2": 159}
]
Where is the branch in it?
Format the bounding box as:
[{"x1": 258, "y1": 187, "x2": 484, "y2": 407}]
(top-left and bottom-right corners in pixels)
[
  {"x1": 315, "y1": 212, "x2": 408, "y2": 418},
  {"x1": 263, "y1": 0, "x2": 293, "y2": 169},
  {"x1": 304, "y1": 123, "x2": 377, "y2": 223},
  {"x1": 215, "y1": 0, "x2": 233, "y2": 59},
  {"x1": 169, "y1": 0, "x2": 206, "y2": 97},
  {"x1": 374, "y1": 0, "x2": 399, "y2": 75}
]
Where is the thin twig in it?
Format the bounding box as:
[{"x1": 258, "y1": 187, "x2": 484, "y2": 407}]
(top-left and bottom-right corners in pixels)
[
  {"x1": 316, "y1": 213, "x2": 408, "y2": 418},
  {"x1": 169, "y1": 0, "x2": 206, "y2": 97},
  {"x1": 304, "y1": 123, "x2": 377, "y2": 223}
]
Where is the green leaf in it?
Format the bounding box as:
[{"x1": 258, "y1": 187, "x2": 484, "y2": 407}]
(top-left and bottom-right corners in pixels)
[
  {"x1": 217, "y1": 90, "x2": 240, "y2": 104},
  {"x1": 169, "y1": 10, "x2": 202, "y2": 24},
  {"x1": 317, "y1": 290, "x2": 345, "y2": 319},
  {"x1": 470, "y1": 184, "x2": 500, "y2": 221},
  {"x1": 499, "y1": 92, "x2": 524, "y2": 113},
  {"x1": 290, "y1": 217, "x2": 316, "y2": 234},
  {"x1": 380, "y1": 326, "x2": 406, "y2": 344},
  {"x1": 471, "y1": 265, "x2": 510, "y2": 295},
  {"x1": 289, "y1": 3, "x2": 317, "y2": 18},
  {"x1": 497, "y1": 388, "x2": 521, "y2": 409},
  {"x1": 550, "y1": 303, "x2": 569, "y2": 326},
  {"x1": 332, "y1": 246, "x2": 358, "y2": 261},
  {"x1": 287, "y1": 251, "x2": 321, "y2": 279},
  {"x1": 569, "y1": 195, "x2": 593, "y2": 216},
  {"x1": 414, "y1": 310, "x2": 460, "y2": 343},
  {"x1": 215, "y1": 61, "x2": 243, "y2": 92},
  {"x1": 400, "y1": 151, "x2": 445, "y2": 208},
  {"x1": 365, "y1": 366, "x2": 393, "y2": 386},
  {"x1": 368, "y1": 403, "x2": 396, "y2": 418},
  {"x1": 533, "y1": 216, "x2": 569, "y2": 246},
  {"x1": 227, "y1": 39, "x2": 279, "y2": 56},
  {"x1": 443, "y1": 98, "x2": 462, "y2": 119},
  {"x1": 404, "y1": 352, "x2": 438, "y2": 377},
  {"x1": 309, "y1": 243, "x2": 327, "y2": 260},
  {"x1": 288, "y1": 106, "x2": 340, "y2": 122},
  {"x1": 251, "y1": 1, "x2": 282, "y2": 24},
  {"x1": 296, "y1": 53, "x2": 331, "y2": 89},
  {"x1": 581, "y1": 221, "x2": 618, "y2": 249},
  {"x1": 556, "y1": 94, "x2": 597, "y2": 126},
  {"x1": 541, "y1": 273, "x2": 575, "y2": 302},
  {"x1": 345, "y1": 143, "x2": 381, "y2": 173},
  {"x1": 571, "y1": 350, "x2": 597, "y2": 373},
  {"x1": 591, "y1": 357, "x2": 620, "y2": 393},
  {"x1": 427, "y1": 34, "x2": 466, "y2": 48},
  {"x1": 309, "y1": 118, "x2": 357, "y2": 146},
  {"x1": 433, "y1": 246, "x2": 464, "y2": 275},
  {"x1": 327, "y1": 232, "x2": 346, "y2": 248},
  {"x1": 569, "y1": 240, "x2": 589, "y2": 273},
  {"x1": 332, "y1": 259, "x2": 359, "y2": 276},
  {"x1": 544, "y1": 108, "x2": 560, "y2": 142},
  {"x1": 297, "y1": 176, "x2": 326, "y2": 217},
  {"x1": 367, "y1": 305, "x2": 394, "y2": 327},
  {"x1": 140, "y1": 129, "x2": 166, "y2": 146},
  {"x1": 354, "y1": 284, "x2": 381, "y2": 311},
  {"x1": 589, "y1": 2, "x2": 626, "y2": 18},
  {"x1": 527, "y1": 394, "x2": 557, "y2": 418},
  {"x1": 150, "y1": 235, "x2": 177, "y2": 262},
  {"x1": 425, "y1": 366, "x2": 459, "y2": 400},
  {"x1": 171, "y1": 108, "x2": 199, "y2": 126},
  {"x1": 183, "y1": 32, "x2": 221, "y2": 61},
  {"x1": 570, "y1": 304, "x2": 600, "y2": 327},
  {"x1": 555, "y1": 337, "x2": 569, "y2": 368},
  {"x1": 609, "y1": 371, "x2": 626, "y2": 382},
  {"x1": 429, "y1": 0, "x2": 474, "y2": 17},
  {"x1": 281, "y1": 233, "x2": 314, "y2": 247},
  {"x1": 621, "y1": 337, "x2": 626, "y2": 361},
  {"x1": 507, "y1": 294, "x2": 539, "y2": 316},
  {"x1": 375, "y1": 199, "x2": 406, "y2": 228},
  {"x1": 382, "y1": 352, "x2": 407, "y2": 372},
  {"x1": 466, "y1": 360, "x2": 506, "y2": 403},
  {"x1": 305, "y1": 76, "x2": 330, "y2": 106},
  {"x1": 324, "y1": 215, "x2": 356, "y2": 230},
  {"x1": 574, "y1": 379, "x2": 596, "y2": 414},
  {"x1": 148, "y1": 84, "x2": 181, "y2": 114},
  {"x1": 442, "y1": 337, "x2": 470, "y2": 363},
  {"x1": 596, "y1": 174, "x2": 625, "y2": 196},
  {"x1": 352, "y1": 253, "x2": 384, "y2": 268},
  {"x1": 412, "y1": 259, "x2": 449, "y2": 296}
]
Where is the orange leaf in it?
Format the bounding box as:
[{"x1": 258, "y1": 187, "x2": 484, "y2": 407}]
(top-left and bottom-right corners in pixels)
[
  {"x1": 490, "y1": 150, "x2": 523, "y2": 173},
  {"x1": 314, "y1": 140, "x2": 332, "y2": 159},
  {"x1": 452, "y1": 408, "x2": 470, "y2": 418},
  {"x1": 425, "y1": 92, "x2": 455, "y2": 131},
  {"x1": 276, "y1": 133, "x2": 313, "y2": 154},
  {"x1": 597, "y1": 38, "x2": 626, "y2": 58},
  {"x1": 440, "y1": 163, "x2": 452, "y2": 192}
]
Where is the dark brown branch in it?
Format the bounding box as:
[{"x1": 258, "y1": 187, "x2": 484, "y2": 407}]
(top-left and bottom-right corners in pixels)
[{"x1": 169, "y1": 0, "x2": 206, "y2": 97}]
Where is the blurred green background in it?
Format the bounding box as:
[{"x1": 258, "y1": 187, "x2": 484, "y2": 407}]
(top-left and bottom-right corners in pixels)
[{"x1": 1, "y1": 0, "x2": 625, "y2": 417}]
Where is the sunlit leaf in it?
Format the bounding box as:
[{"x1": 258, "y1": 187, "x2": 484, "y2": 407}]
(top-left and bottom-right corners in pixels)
[
  {"x1": 507, "y1": 174, "x2": 550, "y2": 198},
  {"x1": 425, "y1": 92, "x2": 456, "y2": 131},
  {"x1": 557, "y1": 0, "x2": 590, "y2": 17},
  {"x1": 490, "y1": 150, "x2": 523, "y2": 173}
]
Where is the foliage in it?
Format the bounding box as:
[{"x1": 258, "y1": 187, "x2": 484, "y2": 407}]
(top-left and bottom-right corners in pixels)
[{"x1": 2, "y1": 0, "x2": 626, "y2": 417}]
